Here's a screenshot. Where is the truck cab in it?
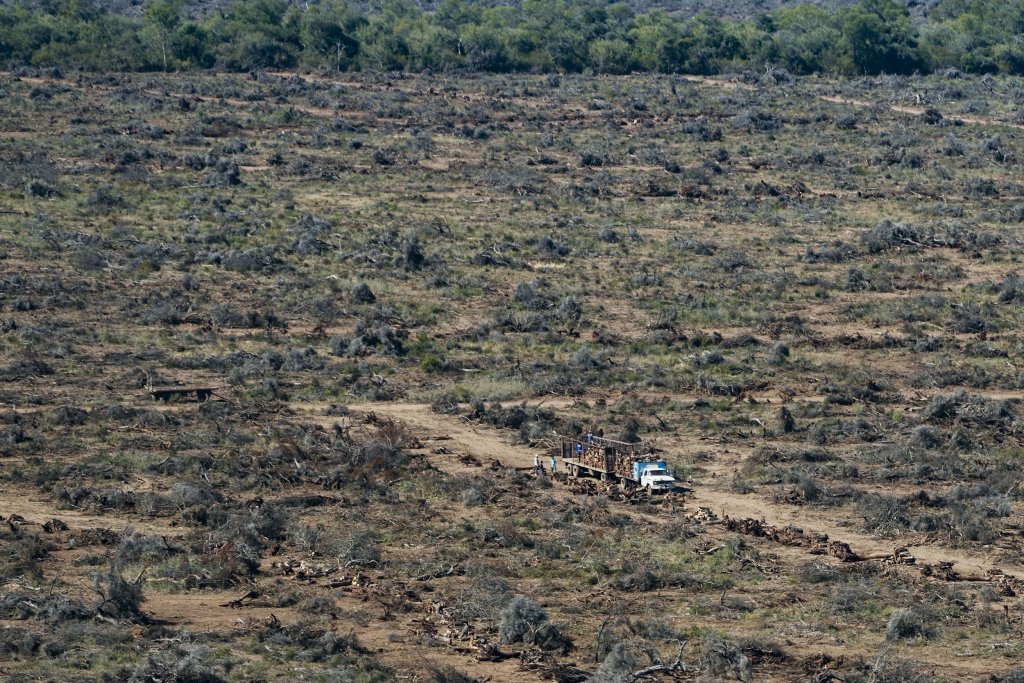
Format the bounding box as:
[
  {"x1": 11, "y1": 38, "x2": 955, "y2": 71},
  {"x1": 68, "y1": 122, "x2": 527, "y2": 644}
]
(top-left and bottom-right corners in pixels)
[{"x1": 634, "y1": 460, "x2": 676, "y2": 493}]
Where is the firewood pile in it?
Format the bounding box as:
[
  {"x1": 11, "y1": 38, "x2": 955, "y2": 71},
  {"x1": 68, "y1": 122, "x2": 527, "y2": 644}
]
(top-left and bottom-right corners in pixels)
[
  {"x1": 42, "y1": 518, "x2": 68, "y2": 533},
  {"x1": 271, "y1": 558, "x2": 339, "y2": 580},
  {"x1": 458, "y1": 453, "x2": 483, "y2": 466},
  {"x1": 985, "y1": 568, "x2": 1024, "y2": 596},
  {"x1": 411, "y1": 600, "x2": 511, "y2": 662},
  {"x1": 714, "y1": 515, "x2": 886, "y2": 564},
  {"x1": 3, "y1": 515, "x2": 121, "y2": 546},
  {"x1": 563, "y1": 478, "x2": 628, "y2": 499},
  {"x1": 695, "y1": 513, "x2": 1024, "y2": 592},
  {"x1": 561, "y1": 477, "x2": 684, "y2": 504},
  {"x1": 687, "y1": 506, "x2": 719, "y2": 522},
  {"x1": 826, "y1": 540, "x2": 859, "y2": 562}
]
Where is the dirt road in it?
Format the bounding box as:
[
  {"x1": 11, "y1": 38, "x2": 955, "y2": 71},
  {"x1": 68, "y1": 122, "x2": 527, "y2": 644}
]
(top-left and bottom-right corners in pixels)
[{"x1": 342, "y1": 400, "x2": 1024, "y2": 579}]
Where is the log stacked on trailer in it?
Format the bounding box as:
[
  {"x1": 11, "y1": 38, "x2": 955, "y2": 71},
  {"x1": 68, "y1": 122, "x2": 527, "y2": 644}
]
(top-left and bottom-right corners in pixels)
[
  {"x1": 576, "y1": 442, "x2": 612, "y2": 472},
  {"x1": 564, "y1": 435, "x2": 655, "y2": 478}
]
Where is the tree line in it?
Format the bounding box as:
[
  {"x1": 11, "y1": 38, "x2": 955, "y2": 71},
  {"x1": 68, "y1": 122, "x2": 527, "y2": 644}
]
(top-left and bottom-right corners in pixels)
[{"x1": 2, "y1": 0, "x2": 1023, "y2": 77}]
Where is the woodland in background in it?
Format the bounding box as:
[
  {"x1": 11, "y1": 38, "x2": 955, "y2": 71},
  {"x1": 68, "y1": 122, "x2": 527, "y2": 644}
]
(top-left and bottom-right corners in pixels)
[{"x1": 2, "y1": 0, "x2": 1024, "y2": 77}]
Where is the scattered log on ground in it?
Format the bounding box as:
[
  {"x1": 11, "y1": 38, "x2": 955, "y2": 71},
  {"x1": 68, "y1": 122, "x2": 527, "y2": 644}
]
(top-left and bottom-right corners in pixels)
[
  {"x1": 220, "y1": 590, "x2": 261, "y2": 608},
  {"x1": 42, "y1": 518, "x2": 68, "y2": 533},
  {"x1": 693, "y1": 512, "x2": 1024, "y2": 592},
  {"x1": 458, "y1": 453, "x2": 482, "y2": 466}
]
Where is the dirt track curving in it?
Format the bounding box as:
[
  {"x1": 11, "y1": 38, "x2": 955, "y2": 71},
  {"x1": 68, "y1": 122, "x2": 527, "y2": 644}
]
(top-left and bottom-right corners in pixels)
[{"x1": 340, "y1": 401, "x2": 1024, "y2": 580}]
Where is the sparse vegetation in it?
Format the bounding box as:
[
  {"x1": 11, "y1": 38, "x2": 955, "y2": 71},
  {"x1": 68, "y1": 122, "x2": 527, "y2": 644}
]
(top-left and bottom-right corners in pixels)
[{"x1": 1, "y1": 24, "x2": 1023, "y2": 680}]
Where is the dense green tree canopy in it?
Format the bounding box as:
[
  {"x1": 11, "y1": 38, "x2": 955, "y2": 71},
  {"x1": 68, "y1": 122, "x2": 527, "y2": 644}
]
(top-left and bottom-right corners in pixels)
[{"x1": 1, "y1": 0, "x2": 1023, "y2": 76}]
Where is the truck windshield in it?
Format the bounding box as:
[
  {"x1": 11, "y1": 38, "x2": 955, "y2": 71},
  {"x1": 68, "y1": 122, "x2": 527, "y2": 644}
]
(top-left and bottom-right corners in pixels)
[{"x1": 648, "y1": 469, "x2": 668, "y2": 476}]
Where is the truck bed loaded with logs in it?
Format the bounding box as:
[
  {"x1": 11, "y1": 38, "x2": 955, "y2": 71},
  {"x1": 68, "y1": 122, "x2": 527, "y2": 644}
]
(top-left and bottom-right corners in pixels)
[{"x1": 560, "y1": 434, "x2": 677, "y2": 493}]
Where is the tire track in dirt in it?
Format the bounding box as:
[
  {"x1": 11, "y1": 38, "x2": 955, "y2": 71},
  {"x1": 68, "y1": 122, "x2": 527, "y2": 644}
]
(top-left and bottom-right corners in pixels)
[
  {"x1": 9, "y1": 71, "x2": 1020, "y2": 131},
  {"x1": 0, "y1": 486, "x2": 183, "y2": 537},
  {"x1": 818, "y1": 94, "x2": 1024, "y2": 129},
  {"x1": 3, "y1": 72, "x2": 339, "y2": 120},
  {"x1": 679, "y1": 74, "x2": 1022, "y2": 130},
  {"x1": 331, "y1": 399, "x2": 681, "y2": 527},
  {"x1": 319, "y1": 402, "x2": 1024, "y2": 677},
  {"x1": 346, "y1": 401, "x2": 546, "y2": 470},
  {"x1": 691, "y1": 438, "x2": 1024, "y2": 578},
  {"x1": 134, "y1": 399, "x2": 588, "y2": 682},
  {"x1": 144, "y1": 593, "x2": 544, "y2": 683},
  {"x1": 341, "y1": 401, "x2": 1024, "y2": 579}
]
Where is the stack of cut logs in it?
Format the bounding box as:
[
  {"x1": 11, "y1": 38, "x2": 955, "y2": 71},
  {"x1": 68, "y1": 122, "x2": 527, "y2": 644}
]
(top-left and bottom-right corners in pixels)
[{"x1": 694, "y1": 512, "x2": 1024, "y2": 593}]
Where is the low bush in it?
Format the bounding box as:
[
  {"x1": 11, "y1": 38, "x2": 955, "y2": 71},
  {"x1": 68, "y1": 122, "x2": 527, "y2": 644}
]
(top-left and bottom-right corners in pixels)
[
  {"x1": 591, "y1": 642, "x2": 636, "y2": 683},
  {"x1": 129, "y1": 646, "x2": 227, "y2": 683},
  {"x1": 885, "y1": 608, "x2": 934, "y2": 641},
  {"x1": 92, "y1": 565, "x2": 146, "y2": 622},
  {"x1": 497, "y1": 595, "x2": 572, "y2": 653},
  {"x1": 701, "y1": 636, "x2": 752, "y2": 681}
]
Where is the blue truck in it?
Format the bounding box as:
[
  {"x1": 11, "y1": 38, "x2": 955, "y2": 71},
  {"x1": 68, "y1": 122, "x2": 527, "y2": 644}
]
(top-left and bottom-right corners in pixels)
[{"x1": 561, "y1": 435, "x2": 677, "y2": 493}]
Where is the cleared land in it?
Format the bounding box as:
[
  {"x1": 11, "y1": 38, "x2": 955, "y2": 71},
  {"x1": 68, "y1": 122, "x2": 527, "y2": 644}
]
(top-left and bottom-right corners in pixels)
[{"x1": 1, "y1": 67, "x2": 1024, "y2": 682}]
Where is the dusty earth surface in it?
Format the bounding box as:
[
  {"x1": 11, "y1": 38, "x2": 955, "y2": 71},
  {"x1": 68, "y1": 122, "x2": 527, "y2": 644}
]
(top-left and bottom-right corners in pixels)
[{"x1": 3, "y1": 66, "x2": 1024, "y2": 681}]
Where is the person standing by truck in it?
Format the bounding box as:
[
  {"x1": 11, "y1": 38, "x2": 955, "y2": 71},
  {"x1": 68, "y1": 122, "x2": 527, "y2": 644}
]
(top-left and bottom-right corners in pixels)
[
  {"x1": 534, "y1": 454, "x2": 542, "y2": 475},
  {"x1": 550, "y1": 456, "x2": 557, "y2": 474}
]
